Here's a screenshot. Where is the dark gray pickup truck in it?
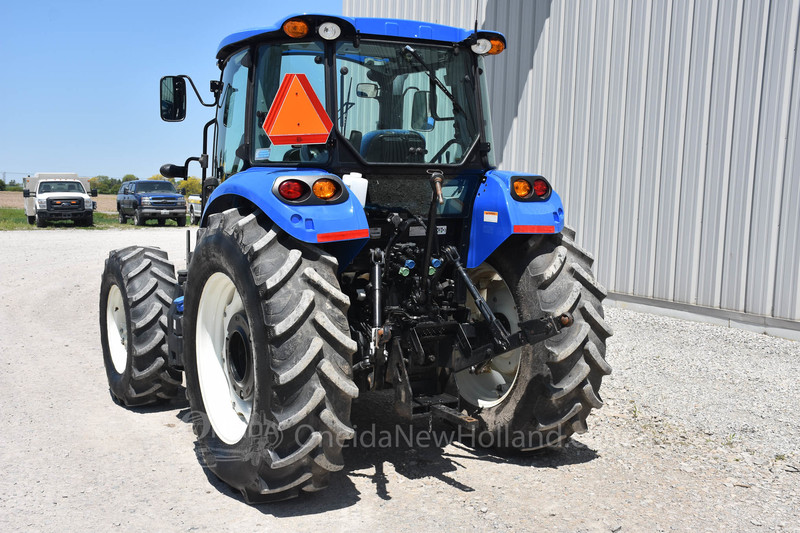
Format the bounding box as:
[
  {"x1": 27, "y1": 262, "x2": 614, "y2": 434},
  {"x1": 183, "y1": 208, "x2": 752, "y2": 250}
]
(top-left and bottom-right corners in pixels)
[{"x1": 117, "y1": 180, "x2": 186, "y2": 226}]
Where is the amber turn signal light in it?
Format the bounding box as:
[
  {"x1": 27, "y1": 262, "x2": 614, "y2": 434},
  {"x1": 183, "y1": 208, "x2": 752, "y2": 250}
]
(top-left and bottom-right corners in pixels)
[
  {"x1": 488, "y1": 39, "x2": 505, "y2": 55},
  {"x1": 312, "y1": 179, "x2": 338, "y2": 200},
  {"x1": 513, "y1": 179, "x2": 532, "y2": 198},
  {"x1": 283, "y1": 19, "x2": 309, "y2": 38}
]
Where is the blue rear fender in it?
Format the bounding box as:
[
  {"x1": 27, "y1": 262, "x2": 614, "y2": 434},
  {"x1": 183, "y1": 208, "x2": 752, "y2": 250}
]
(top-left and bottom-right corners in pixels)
[
  {"x1": 202, "y1": 167, "x2": 369, "y2": 266},
  {"x1": 466, "y1": 170, "x2": 565, "y2": 268}
]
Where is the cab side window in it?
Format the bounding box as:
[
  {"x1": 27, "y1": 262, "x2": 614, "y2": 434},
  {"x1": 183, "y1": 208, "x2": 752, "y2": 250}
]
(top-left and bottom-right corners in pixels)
[{"x1": 215, "y1": 49, "x2": 250, "y2": 180}]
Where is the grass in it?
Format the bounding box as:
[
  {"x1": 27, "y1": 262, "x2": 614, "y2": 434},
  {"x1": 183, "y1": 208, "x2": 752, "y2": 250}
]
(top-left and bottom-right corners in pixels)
[{"x1": 0, "y1": 207, "x2": 187, "y2": 231}]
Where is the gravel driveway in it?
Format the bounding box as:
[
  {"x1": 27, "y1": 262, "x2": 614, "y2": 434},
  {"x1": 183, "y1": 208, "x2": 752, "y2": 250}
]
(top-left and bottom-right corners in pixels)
[{"x1": 1, "y1": 228, "x2": 798, "y2": 532}]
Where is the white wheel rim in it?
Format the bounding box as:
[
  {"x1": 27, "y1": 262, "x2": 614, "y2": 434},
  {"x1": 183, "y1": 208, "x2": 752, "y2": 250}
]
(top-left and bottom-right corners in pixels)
[
  {"x1": 196, "y1": 272, "x2": 252, "y2": 444},
  {"x1": 106, "y1": 284, "x2": 128, "y2": 374},
  {"x1": 454, "y1": 264, "x2": 521, "y2": 408}
]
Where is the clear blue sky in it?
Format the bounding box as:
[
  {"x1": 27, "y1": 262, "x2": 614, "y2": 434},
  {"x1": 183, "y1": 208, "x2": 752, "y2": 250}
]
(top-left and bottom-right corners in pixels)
[{"x1": 0, "y1": 0, "x2": 342, "y2": 183}]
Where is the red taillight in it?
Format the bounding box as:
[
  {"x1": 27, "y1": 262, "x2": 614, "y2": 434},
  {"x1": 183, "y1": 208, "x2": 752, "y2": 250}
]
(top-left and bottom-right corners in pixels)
[
  {"x1": 278, "y1": 180, "x2": 307, "y2": 200},
  {"x1": 533, "y1": 178, "x2": 549, "y2": 197}
]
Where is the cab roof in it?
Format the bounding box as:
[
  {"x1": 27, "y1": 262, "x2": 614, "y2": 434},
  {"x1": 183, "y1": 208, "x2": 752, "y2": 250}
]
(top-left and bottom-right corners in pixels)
[{"x1": 217, "y1": 13, "x2": 505, "y2": 60}]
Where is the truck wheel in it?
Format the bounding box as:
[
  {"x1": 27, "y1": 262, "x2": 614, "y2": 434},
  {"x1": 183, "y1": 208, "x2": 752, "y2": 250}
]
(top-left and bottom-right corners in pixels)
[
  {"x1": 190, "y1": 208, "x2": 200, "y2": 225},
  {"x1": 118, "y1": 206, "x2": 127, "y2": 224},
  {"x1": 133, "y1": 210, "x2": 146, "y2": 226},
  {"x1": 183, "y1": 207, "x2": 357, "y2": 503},
  {"x1": 456, "y1": 228, "x2": 612, "y2": 450},
  {"x1": 27, "y1": 215, "x2": 35, "y2": 225},
  {"x1": 35, "y1": 213, "x2": 46, "y2": 228},
  {"x1": 99, "y1": 246, "x2": 182, "y2": 406},
  {"x1": 176, "y1": 216, "x2": 186, "y2": 227},
  {"x1": 158, "y1": 219, "x2": 166, "y2": 226}
]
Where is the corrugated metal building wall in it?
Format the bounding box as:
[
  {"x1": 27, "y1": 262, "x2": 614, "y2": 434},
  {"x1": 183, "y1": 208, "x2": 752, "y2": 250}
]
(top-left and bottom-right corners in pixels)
[{"x1": 343, "y1": 0, "x2": 800, "y2": 339}]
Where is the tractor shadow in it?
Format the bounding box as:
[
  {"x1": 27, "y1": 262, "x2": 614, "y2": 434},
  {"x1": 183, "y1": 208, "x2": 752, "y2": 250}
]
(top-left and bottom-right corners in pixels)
[
  {"x1": 174, "y1": 390, "x2": 598, "y2": 515},
  {"x1": 340, "y1": 390, "x2": 599, "y2": 501}
]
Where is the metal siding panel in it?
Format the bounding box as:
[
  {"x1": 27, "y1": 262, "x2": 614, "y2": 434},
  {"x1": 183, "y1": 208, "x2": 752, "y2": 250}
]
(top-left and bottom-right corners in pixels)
[
  {"x1": 554, "y1": 0, "x2": 579, "y2": 211},
  {"x1": 745, "y1": 0, "x2": 798, "y2": 316},
  {"x1": 595, "y1": 0, "x2": 631, "y2": 289},
  {"x1": 697, "y1": 0, "x2": 743, "y2": 309},
  {"x1": 585, "y1": 0, "x2": 615, "y2": 262},
  {"x1": 570, "y1": 0, "x2": 597, "y2": 243},
  {"x1": 674, "y1": 0, "x2": 717, "y2": 304},
  {"x1": 720, "y1": 0, "x2": 770, "y2": 312},
  {"x1": 654, "y1": 1, "x2": 693, "y2": 301},
  {"x1": 634, "y1": 0, "x2": 672, "y2": 298},
  {"x1": 774, "y1": 1, "x2": 800, "y2": 321},
  {"x1": 615, "y1": 0, "x2": 651, "y2": 294}
]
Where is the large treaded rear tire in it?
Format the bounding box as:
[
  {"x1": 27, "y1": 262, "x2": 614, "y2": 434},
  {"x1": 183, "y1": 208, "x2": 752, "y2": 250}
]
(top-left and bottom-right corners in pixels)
[
  {"x1": 99, "y1": 246, "x2": 182, "y2": 406},
  {"x1": 183, "y1": 207, "x2": 357, "y2": 503},
  {"x1": 459, "y1": 227, "x2": 612, "y2": 449}
]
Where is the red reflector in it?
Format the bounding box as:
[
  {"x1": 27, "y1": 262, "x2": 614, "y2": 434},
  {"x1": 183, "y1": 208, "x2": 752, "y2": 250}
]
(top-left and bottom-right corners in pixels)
[
  {"x1": 278, "y1": 180, "x2": 306, "y2": 200},
  {"x1": 513, "y1": 225, "x2": 555, "y2": 234},
  {"x1": 317, "y1": 229, "x2": 370, "y2": 243},
  {"x1": 533, "y1": 179, "x2": 549, "y2": 197}
]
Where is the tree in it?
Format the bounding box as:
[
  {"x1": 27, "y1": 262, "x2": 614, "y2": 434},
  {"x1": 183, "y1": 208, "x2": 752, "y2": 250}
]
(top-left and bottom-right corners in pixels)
[
  {"x1": 148, "y1": 174, "x2": 166, "y2": 181},
  {"x1": 122, "y1": 174, "x2": 137, "y2": 182},
  {"x1": 0, "y1": 179, "x2": 5, "y2": 191},
  {"x1": 90, "y1": 175, "x2": 122, "y2": 195},
  {"x1": 175, "y1": 176, "x2": 201, "y2": 196}
]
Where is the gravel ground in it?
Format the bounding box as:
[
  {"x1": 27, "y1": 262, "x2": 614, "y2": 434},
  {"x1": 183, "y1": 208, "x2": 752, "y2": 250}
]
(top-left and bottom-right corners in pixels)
[{"x1": 1, "y1": 228, "x2": 798, "y2": 532}]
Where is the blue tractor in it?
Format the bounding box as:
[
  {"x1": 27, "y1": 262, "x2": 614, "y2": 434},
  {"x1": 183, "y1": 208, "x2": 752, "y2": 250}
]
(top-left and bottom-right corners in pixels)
[{"x1": 99, "y1": 14, "x2": 611, "y2": 503}]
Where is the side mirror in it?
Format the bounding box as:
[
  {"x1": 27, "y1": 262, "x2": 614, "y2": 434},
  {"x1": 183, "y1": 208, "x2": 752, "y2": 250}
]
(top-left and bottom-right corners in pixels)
[
  {"x1": 23, "y1": 189, "x2": 31, "y2": 198},
  {"x1": 411, "y1": 90, "x2": 434, "y2": 131},
  {"x1": 91, "y1": 189, "x2": 98, "y2": 197},
  {"x1": 356, "y1": 83, "x2": 379, "y2": 98},
  {"x1": 160, "y1": 76, "x2": 187, "y2": 122},
  {"x1": 160, "y1": 163, "x2": 188, "y2": 179}
]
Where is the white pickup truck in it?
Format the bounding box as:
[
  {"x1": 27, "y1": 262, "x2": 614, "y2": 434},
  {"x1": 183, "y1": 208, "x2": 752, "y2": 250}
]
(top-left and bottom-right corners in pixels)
[{"x1": 23, "y1": 173, "x2": 97, "y2": 227}]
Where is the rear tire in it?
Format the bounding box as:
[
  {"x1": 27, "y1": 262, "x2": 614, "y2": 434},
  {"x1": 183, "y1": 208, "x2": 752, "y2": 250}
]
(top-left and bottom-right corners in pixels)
[
  {"x1": 99, "y1": 246, "x2": 182, "y2": 406},
  {"x1": 27, "y1": 215, "x2": 34, "y2": 225},
  {"x1": 457, "y1": 228, "x2": 612, "y2": 450},
  {"x1": 183, "y1": 207, "x2": 357, "y2": 503}
]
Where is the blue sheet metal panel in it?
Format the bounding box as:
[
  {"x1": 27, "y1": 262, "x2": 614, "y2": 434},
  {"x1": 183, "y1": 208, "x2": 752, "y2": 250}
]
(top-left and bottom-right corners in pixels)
[
  {"x1": 720, "y1": 0, "x2": 770, "y2": 312},
  {"x1": 674, "y1": 0, "x2": 717, "y2": 305},
  {"x1": 218, "y1": 12, "x2": 503, "y2": 57},
  {"x1": 653, "y1": 0, "x2": 693, "y2": 301},
  {"x1": 696, "y1": 0, "x2": 742, "y2": 309},
  {"x1": 745, "y1": 0, "x2": 799, "y2": 316},
  {"x1": 615, "y1": 0, "x2": 650, "y2": 295},
  {"x1": 204, "y1": 167, "x2": 369, "y2": 252},
  {"x1": 596, "y1": 0, "x2": 630, "y2": 286},
  {"x1": 633, "y1": 0, "x2": 672, "y2": 298},
  {"x1": 774, "y1": 1, "x2": 800, "y2": 321},
  {"x1": 466, "y1": 171, "x2": 565, "y2": 268}
]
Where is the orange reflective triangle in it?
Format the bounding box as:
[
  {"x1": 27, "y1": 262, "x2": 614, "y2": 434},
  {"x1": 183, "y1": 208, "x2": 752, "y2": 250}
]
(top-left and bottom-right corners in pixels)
[{"x1": 262, "y1": 73, "x2": 333, "y2": 145}]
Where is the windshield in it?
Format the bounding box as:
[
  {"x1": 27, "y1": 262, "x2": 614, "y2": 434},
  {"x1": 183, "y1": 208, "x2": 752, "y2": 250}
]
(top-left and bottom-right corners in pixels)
[
  {"x1": 336, "y1": 41, "x2": 481, "y2": 165},
  {"x1": 38, "y1": 181, "x2": 85, "y2": 194},
  {"x1": 136, "y1": 181, "x2": 177, "y2": 193}
]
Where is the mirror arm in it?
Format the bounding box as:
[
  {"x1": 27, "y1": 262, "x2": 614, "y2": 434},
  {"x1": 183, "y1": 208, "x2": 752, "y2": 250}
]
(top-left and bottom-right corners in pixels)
[{"x1": 178, "y1": 75, "x2": 217, "y2": 107}]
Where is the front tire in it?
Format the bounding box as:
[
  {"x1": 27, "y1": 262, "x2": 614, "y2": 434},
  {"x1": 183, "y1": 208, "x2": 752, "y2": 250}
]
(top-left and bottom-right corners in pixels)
[
  {"x1": 99, "y1": 246, "x2": 182, "y2": 406},
  {"x1": 183, "y1": 207, "x2": 357, "y2": 503},
  {"x1": 176, "y1": 216, "x2": 186, "y2": 227},
  {"x1": 456, "y1": 228, "x2": 612, "y2": 450},
  {"x1": 35, "y1": 213, "x2": 46, "y2": 228},
  {"x1": 134, "y1": 209, "x2": 146, "y2": 226}
]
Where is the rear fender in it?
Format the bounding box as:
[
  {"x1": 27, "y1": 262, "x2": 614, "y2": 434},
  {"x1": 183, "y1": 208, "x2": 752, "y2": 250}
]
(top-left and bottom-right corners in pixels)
[
  {"x1": 466, "y1": 170, "x2": 565, "y2": 268},
  {"x1": 202, "y1": 167, "x2": 369, "y2": 267}
]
